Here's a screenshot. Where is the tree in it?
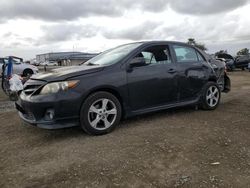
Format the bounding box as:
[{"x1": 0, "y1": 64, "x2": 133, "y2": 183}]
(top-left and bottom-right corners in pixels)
[
  {"x1": 187, "y1": 38, "x2": 207, "y2": 51},
  {"x1": 237, "y1": 48, "x2": 249, "y2": 56}
]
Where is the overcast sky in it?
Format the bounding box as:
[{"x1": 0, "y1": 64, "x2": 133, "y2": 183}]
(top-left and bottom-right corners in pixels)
[{"x1": 0, "y1": 0, "x2": 250, "y2": 60}]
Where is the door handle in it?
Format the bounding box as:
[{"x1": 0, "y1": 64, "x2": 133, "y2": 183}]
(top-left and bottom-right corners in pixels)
[{"x1": 168, "y1": 69, "x2": 177, "y2": 74}]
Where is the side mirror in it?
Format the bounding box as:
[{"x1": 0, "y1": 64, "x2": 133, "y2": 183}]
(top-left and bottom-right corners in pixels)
[{"x1": 130, "y1": 57, "x2": 146, "y2": 68}]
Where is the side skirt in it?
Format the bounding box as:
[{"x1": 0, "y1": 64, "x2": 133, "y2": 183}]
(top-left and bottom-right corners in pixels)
[{"x1": 128, "y1": 98, "x2": 200, "y2": 117}]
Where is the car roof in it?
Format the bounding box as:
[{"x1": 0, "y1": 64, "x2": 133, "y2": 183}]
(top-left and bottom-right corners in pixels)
[
  {"x1": 117, "y1": 41, "x2": 197, "y2": 51},
  {"x1": 138, "y1": 40, "x2": 191, "y2": 46},
  {"x1": 128, "y1": 40, "x2": 192, "y2": 46}
]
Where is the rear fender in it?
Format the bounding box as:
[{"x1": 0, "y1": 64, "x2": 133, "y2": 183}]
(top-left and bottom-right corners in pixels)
[{"x1": 223, "y1": 73, "x2": 231, "y2": 93}]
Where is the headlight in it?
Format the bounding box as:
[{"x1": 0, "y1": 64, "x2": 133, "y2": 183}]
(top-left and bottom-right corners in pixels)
[{"x1": 40, "y1": 80, "x2": 79, "y2": 95}]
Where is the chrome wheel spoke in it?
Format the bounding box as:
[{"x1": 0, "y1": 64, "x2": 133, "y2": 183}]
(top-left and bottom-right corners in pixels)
[
  {"x1": 213, "y1": 97, "x2": 218, "y2": 104},
  {"x1": 89, "y1": 105, "x2": 100, "y2": 114},
  {"x1": 209, "y1": 88, "x2": 213, "y2": 95},
  {"x1": 209, "y1": 99, "x2": 214, "y2": 106},
  {"x1": 102, "y1": 99, "x2": 109, "y2": 110},
  {"x1": 90, "y1": 116, "x2": 101, "y2": 128},
  {"x1": 106, "y1": 108, "x2": 117, "y2": 115},
  {"x1": 206, "y1": 94, "x2": 212, "y2": 100},
  {"x1": 213, "y1": 88, "x2": 218, "y2": 95},
  {"x1": 103, "y1": 117, "x2": 111, "y2": 128}
]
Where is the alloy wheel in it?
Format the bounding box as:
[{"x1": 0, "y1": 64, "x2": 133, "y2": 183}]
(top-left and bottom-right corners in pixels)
[
  {"x1": 206, "y1": 86, "x2": 219, "y2": 107},
  {"x1": 88, "y1": 98, "x2": 117, "y2": 130}
]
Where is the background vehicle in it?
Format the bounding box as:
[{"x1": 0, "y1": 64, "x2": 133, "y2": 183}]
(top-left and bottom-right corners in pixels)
[
  {"x1": 29, "y1": 58, "x2": 39, "y2": 66},
  {"x1": 235, "y1": 55, "x2": 250, "y2": 70},
  {"x1": 216, "y1": 54, "x2": 235, "y2": 71},
  {"x1": 16, "y1": 41, "x2": 230, "y2": 135},
  {"x1": 216, "y1": 53, "x2": 250, "y2": 71},
  {"x1": 0, "y1": 57, "x2": 38, "y2": 77},
  {"x1": 40, "y1": 61, "x2": 58, "y2": 66}
]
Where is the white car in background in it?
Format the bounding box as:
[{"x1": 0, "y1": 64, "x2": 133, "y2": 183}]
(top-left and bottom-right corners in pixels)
[
  {"x1": 0, "y1": 58, "x2": 39, "y2": 77},
  {"x1": 40, "y1": 61, "x2": 58, "y2": 66}
]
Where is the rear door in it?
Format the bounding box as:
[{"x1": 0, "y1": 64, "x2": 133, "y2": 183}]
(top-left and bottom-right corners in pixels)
[
  {"x1": 126, "y1": 44, "x2": 178, "y2": 111},
  {"x1": 171, "y1": 44, "x2": 209, "y2": 102}
]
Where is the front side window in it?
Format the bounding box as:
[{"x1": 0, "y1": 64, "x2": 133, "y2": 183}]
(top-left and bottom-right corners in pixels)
[
  {"x1": 173, "y1": 45, "x2": 199, "y2": 63},
  {"x1": 133, "y1": 45, "x2": 172, "y2": 66}
]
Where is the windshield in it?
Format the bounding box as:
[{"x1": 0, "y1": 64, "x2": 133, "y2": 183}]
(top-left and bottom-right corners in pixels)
[
  {"x1": 84, "y1": 43, "x2": 142, "y2": 66},
  {"x1": 2, "y1": 58, "x2": 22, "y2": 64}
]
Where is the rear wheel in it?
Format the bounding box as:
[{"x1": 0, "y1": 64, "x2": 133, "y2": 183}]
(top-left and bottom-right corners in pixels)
[
  {"x1": 80, "y1": 92, "x2": 122, "y2": 135},
  {"x1": 200, "y1": 82, "x2": 221, "y2": 110}
]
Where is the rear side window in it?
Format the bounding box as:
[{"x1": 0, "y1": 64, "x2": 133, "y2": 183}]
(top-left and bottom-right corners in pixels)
[{"x1": 173, "y1": 45, "x2": 199, "y2": 63}]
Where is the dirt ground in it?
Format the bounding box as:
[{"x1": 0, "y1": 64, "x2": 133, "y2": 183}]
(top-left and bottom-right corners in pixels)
[{"x1": 0, "y1": 71, "x2": 250, "y2": 188}]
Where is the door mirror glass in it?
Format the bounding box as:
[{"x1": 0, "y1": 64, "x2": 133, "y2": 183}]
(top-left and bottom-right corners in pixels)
[{"x1": 130, "y1": 57, "x2": 146, "y2": 67}]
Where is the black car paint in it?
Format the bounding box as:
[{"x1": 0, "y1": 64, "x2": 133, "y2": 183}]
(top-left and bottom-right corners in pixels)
[{"x1": 16, "y1": 41, "x2": 230, "y2": 129}]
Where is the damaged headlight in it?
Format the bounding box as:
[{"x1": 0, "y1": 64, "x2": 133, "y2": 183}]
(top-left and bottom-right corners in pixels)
[{"x1": 40, "y1": 80, "x2": 79, "y2": 95}]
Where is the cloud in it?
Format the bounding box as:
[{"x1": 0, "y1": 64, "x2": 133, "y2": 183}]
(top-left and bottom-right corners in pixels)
[
  {"x1": 102, "y1": 21, "x2": 163, "y2": 40},
  {"x1": 0, "y1": 0, "x2": 249, "y2": 23},
  {"x1": 38, "y1": 24, "x2": 99, "y2": 44},
  {"x1": 0, "y1": 0, "x2": 168, "y2": 22},
  {"x1": 169, "y1": 0, "x2": 250, "y2": 15},
  {"x1": 2, "y1": 32, "x2": 14, "y2": 38},
  {"x1": 0, "y1": 0, "x2": 119, "y2": 21},
  {"x1": 1, "y1": 0, "x2": 250, "y2": 59}
]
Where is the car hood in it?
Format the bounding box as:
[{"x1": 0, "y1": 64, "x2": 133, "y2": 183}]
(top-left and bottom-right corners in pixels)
[{"x1": 31, "y1": 65, "x2": 104, "y2": 82}]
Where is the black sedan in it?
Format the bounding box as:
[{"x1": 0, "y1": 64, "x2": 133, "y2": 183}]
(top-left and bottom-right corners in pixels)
[{"x1": 16, "y1": 41, "x2": 231, "y2": 135}]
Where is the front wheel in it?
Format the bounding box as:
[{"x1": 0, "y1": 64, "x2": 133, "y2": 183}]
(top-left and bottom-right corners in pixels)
[
  {"x1": 2, "y1": 78, "x2": 10, "y2": 96},
  {"x1": 200, "y1": 82, "x2": 221, "y2": 110},
  {"x1": 80, "y1": 92, "x2": 122, "y2": 135},
  {"x1": 23, "y1": 69, "x2": 33, "y2": 77}
]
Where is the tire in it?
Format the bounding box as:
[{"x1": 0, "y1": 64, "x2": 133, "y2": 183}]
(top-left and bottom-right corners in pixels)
[
  {"x1": 80, "y1": 91, "x2": 122, "y2": 135},
  {"x1": 23, "y1": 69, "x2": 33, "y2": 77},
  {"x1": 200, "y1": 82, "x2": 221, "y2": 110},
  {"x1": 2, "y1": 79, "x2": 10, "y2": 96}
]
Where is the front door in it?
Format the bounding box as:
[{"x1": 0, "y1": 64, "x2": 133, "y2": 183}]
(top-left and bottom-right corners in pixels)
[{"x1": 126, "y1": 45, "x2": 178, "y2": 111}]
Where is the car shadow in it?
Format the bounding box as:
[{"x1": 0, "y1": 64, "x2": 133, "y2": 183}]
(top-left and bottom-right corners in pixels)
[
  {"x1": 119, "y1": 105, "x2": 197, "y2": 128},
  {"x1": 23, "y1": 103, "x2": 220, "y2": 143}
]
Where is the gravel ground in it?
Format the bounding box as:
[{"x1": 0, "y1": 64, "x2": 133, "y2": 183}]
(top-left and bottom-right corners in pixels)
[{"x1": 0, "y1": 71, "x2": 250, "y2": 188}]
